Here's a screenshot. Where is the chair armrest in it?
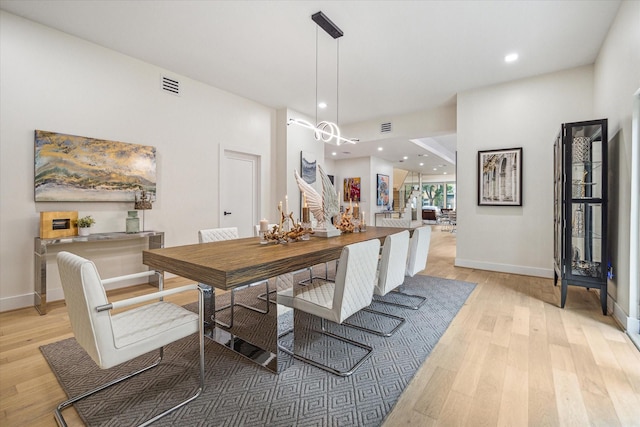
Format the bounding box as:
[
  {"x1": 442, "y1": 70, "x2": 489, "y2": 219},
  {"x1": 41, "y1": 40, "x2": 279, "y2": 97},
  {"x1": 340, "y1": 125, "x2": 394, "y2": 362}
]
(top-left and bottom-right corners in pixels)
[
  {"x1": 97, "y1": 284, "x2": 201, "y2": 312},
  {"x1": 101, "y1": 270, "x2": 159, "y2": 286}
]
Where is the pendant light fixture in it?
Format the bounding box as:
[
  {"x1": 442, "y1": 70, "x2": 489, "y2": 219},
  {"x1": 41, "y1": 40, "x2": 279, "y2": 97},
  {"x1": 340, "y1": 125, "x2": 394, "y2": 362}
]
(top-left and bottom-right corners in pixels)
[{"x1": 288, "y1": 11, "x2": 357, "y2": 146}]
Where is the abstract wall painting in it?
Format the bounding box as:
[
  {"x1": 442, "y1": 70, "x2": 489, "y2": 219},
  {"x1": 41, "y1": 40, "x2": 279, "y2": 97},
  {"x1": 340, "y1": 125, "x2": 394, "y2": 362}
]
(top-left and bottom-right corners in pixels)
[
  {"x1": 34, "y1": 130, "x2": 156, "y2": 202},
  {"x1": 377, "y1": 174, "x2": 390, "y2": 206},
  {"x1": 478, "y1": 147, "x2": 522, "y2": 206},
  {"x1": 343, "y1": 177, "x2": 361, "y2": 202},
  {"x1": 300, "y1": 151, "x2": 317, "y2": 184}
]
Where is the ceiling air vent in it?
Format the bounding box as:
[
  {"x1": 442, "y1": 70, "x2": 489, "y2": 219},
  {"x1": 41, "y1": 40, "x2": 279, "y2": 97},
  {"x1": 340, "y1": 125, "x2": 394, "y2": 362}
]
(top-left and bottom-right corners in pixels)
[
  {"x1": 380, "y1": 122, "x2": 392, "y2": 133},
  {"x1": 160, "y1": 75, "x2": 180, "y2": 96}
]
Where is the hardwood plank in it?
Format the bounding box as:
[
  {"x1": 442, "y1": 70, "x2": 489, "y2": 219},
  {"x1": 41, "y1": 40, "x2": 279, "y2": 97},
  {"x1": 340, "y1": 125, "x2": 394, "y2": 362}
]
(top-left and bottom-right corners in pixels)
[
  {"x1": 553, "y1": 368, "x2": 591, "y2": 426},
  {"x1": 465, "y1": 343, "x2": 508, "y2": 426},
  {"x1": 496, "y1": 365, "x2": 528, "y2": 427},
  {"x1": 413, "y1": 366, "x2": 457, "y2": 418}
]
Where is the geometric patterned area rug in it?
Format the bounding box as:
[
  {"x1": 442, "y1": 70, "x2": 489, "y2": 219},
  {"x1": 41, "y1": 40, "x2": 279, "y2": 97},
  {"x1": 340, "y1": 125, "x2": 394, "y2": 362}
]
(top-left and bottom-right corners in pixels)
[{"x1": 40, "y1": 275, "x2": 475, "y2": 426}]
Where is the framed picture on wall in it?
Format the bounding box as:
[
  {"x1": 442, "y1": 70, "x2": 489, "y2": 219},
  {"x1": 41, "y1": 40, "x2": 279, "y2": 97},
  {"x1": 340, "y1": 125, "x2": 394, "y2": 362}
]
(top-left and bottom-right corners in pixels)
[
  {"x1": 34, "y1": 130, "x2": 156, "y2": 202},
  {"x1": 300, "y1": 151, "x2": 317, "y2": 184},
  {"x1": 377, "y1": 174, "x2": 389, "y2": 206},
  {"x1": 343, "y1": 177, "x2": 361, "y2": 202},
  {"x1": 477, "y1": 147, "x2": 522, "y2": 206}
]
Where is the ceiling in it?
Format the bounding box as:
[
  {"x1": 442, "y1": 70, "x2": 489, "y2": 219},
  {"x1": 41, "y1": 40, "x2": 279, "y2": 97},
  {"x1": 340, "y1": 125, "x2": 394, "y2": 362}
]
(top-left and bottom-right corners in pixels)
[{"x1": 0, "y1": 0, "x2": 621, "y2": 175}]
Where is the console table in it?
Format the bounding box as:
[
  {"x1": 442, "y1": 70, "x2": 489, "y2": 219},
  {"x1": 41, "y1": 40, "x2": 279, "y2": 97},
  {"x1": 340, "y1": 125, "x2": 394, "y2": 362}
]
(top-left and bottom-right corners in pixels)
[{"x1": 34, "y1": 230, "x2": 164, "y2": 314}]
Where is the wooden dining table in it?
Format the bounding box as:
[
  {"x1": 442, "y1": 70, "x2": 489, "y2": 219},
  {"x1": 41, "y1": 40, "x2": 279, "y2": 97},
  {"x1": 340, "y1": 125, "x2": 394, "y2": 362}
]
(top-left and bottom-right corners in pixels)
[{"x1": 142, "y1": 226, "x2": 411, "y2": 372}]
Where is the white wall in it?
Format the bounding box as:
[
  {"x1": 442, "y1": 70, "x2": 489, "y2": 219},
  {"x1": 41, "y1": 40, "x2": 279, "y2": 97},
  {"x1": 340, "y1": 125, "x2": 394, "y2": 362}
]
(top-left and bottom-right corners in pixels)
[
  {"x1": 593, "y1": 0, "x2": 640, "y2": 324},
  {"x1": 0, "y1": 12, "x2": 274, "y2": 310},
  {"x1": 456, "y1": 66, "x2": 594, "y2": 278},
  {"x1": 276, "y1": 108, "x2": 326, "y2": 222},
  {"x1": 341, "y1": 104, "x2": 457, "y2": 142}
]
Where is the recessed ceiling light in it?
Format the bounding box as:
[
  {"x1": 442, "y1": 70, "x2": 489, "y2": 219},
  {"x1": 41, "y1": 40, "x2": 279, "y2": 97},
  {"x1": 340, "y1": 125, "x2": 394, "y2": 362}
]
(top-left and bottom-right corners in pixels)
[
  {"x1": 443, "y1": 172, "x2": 447, "y2": 175},
  {"x1": 419, "y1": 162, "x2": 424, "y2": 166},
  {"x1": 505, "y1": 53, "x2": 519, "y2": 63},
  {"x1": 433, "y1": 168, "x2": 438, "y2": 171},
  {"x1": 403, "y1": 156, "x2": 408, "y2": 160},
  {"x1": 378, "y1": 147, "x2": 383, "y2": 151},
  {"x1": 331, "y1": 152, "x2": 337, "y2": 156},
  {"x1": 318, "y1": 102, "x2": 327, "y2": 109}
]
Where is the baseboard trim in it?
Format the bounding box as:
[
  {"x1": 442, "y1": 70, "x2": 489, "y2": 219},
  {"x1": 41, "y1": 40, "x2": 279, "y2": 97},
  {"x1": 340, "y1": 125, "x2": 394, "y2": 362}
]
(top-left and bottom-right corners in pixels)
[
  {"x1": 0, "y1": 293, "x2": 36, "y2": 313},
  {"x1": 454, "y1": 258, "x2": 554, "y2": 278}
]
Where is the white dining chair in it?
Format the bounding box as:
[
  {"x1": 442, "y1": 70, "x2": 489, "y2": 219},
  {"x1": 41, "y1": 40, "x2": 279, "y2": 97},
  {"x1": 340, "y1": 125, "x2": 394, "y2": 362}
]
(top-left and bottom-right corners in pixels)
[
  {"x1": 389, "y1": 225, "x2": 431, "y2": 309},
  {"x1": 344, "y1": 230, "x2": 409, "y2": 336},
  {"x1": 199, "y1": 227, "x2": 270, "y2": 328},
  {"x1": 54, "y1": 251, "x2": 204, "y2": 427},
  {"x1": 277, "y1": 238, "x2": 381, "y2": 376}
]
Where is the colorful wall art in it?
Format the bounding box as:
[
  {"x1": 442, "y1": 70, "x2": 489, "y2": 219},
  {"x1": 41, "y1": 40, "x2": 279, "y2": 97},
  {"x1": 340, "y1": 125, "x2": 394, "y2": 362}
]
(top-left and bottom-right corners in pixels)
[
  {"x1": 343, "y1": 177, "x2": 361, "y2": 202},
  {"x1": 377, "y1": 174, "x2": 389, "y2": 206},
  {"x1": 34, "y1": 130, "x2": 156, "y2": 202}
]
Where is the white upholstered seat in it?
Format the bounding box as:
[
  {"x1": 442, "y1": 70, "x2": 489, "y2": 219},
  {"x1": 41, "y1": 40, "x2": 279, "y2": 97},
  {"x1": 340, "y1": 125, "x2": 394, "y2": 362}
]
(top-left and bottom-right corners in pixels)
[
  {"x1": 55, "y1": 251, "x2": 204, "y2": 426},
  {"x1": 406, "y1": 226, "x2": 431, "y2": 277},
  {"x1": 375, "y1": 230, "x2": 411, "y2": 297},
  {"x1": 384, "y1": 225, "x2": 432, "y2": 310},
  {"x1": 344, "y1": 230, "x2": 409, "y2": 337},
  {"x1": 199, "y1": 226, "x2": 270, "y2": 329},
  {"x1": 277, "y1": 238, "x2": 381, "y2": 376}
]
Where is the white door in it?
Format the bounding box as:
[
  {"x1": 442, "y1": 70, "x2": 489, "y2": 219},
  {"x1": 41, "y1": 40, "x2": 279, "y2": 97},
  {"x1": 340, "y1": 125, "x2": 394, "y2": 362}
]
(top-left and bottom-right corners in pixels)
[{"x1": 220, "y1": 149, "x2": 260, "y2": 237}]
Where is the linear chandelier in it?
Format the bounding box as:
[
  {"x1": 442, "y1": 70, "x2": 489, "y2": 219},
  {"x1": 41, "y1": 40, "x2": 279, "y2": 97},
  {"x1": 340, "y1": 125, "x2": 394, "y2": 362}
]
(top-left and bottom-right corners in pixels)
[{"x1": 288, "y1": 11, "x2": 356, "y2": 146}]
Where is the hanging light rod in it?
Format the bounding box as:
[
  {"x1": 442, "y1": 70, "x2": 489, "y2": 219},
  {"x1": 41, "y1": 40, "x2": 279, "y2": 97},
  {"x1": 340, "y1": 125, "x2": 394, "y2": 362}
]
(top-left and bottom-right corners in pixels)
[{"x1": 311, "y1": 11, "x2": 343, "y2": 39}]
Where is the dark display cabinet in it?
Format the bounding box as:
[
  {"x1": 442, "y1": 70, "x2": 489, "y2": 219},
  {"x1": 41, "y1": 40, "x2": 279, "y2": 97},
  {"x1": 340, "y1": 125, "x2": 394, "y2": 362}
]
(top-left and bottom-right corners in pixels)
[{"x1": 553, "y1": 119, "x2": 608, "y2": 314}]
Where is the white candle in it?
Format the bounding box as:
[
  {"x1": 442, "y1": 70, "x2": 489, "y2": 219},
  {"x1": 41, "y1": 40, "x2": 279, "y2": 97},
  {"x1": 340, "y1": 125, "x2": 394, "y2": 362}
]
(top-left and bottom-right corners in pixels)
[
  {"x1": 285, "y1": 195, "x2": 289, "y2": 215},
  {"x1": 260, "y1": 218, "x2": 268, "y2": 232}
]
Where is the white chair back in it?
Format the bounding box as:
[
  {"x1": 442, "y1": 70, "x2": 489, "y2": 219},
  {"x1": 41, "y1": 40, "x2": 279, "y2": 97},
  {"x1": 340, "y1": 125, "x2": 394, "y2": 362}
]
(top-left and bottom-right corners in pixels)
[
  {"x1": 57, "y1": 252, "x2": 116, "y2": 368},
  {"x1": 375, "y1": 230, "x2": 410, "y2": 296},
  {"x1": 332, "y1": 239, "x2": 381, "y2": 323},
  {"x1": 199, "y1": 227, "x2": 239, "y2": 243},
  {"x1": 406, "y1": 226, "x2": 431, "y2": 277}
]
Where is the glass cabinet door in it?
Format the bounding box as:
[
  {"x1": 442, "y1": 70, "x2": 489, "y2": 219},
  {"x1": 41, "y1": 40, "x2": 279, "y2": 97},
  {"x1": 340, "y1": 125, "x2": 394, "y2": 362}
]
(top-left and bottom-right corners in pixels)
[
  {"x1": 570, "y1": 202, "x2": 602, "y2": 277},
  {"x1": 570, "y1": 124, "x2": 604, "y2": 201},
  {"x1": 566, "y1": 120, "x2": 606, "y2": 281}
]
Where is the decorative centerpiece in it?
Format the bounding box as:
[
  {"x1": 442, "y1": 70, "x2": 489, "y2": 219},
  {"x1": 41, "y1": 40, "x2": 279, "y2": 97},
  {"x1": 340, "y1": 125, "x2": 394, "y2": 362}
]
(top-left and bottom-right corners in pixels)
[
  {"x1": 335, "y1": 198, "x2": 367, "y2": 233},
  {"x1": 294, "y1": 164, "x2": 340, "y2": 238},
  {"x1": 336, "y1": 207, "x2": 356, "y2": 233},
  {"x1": 262, "y1": 198, "x2": 313, "y2": 244}
]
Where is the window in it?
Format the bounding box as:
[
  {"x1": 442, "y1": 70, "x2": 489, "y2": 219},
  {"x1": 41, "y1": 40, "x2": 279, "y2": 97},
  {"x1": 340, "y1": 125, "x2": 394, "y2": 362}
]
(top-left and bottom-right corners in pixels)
[{"x1": 422, "y1": 182, "x2": 456, "y2": 209}]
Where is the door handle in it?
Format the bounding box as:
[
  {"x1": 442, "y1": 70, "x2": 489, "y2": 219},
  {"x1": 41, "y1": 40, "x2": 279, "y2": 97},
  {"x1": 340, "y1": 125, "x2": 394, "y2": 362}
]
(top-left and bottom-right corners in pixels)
[{"x1": 224, "y1": 211, "x2": 232, "y2": 216}]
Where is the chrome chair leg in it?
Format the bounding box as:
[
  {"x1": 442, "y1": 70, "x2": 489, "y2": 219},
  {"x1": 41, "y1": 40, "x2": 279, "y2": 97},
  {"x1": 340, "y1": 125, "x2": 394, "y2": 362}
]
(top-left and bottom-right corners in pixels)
[
  {"x1": 277, "y1": 317, "x2": 373, "y2": 377},
  {"x1": 373, "y1": 289, "x2": 427, "y2": 310},
  {"x1": 342, "y1": 308, "x2": 405, "y2": 337}
]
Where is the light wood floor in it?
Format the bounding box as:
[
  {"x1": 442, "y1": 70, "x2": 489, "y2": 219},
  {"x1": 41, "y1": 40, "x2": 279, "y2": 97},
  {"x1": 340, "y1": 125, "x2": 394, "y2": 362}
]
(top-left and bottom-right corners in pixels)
[{"x1": 1, "y1": 227, "x2": 639, "y2": 426}]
